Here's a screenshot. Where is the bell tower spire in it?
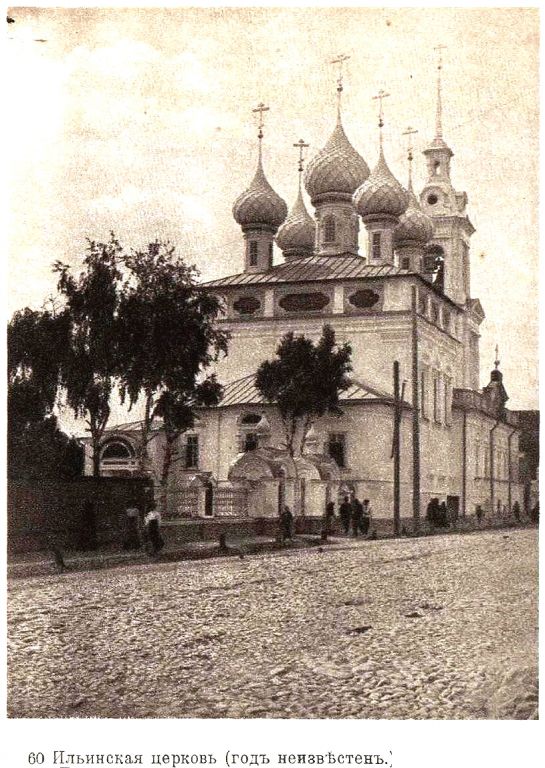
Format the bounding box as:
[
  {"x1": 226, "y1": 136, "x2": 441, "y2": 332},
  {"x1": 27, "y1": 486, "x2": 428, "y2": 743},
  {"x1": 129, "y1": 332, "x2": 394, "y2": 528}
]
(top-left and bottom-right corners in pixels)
[{"x1": 434, "y1": 43, "x2": 447, "y2": 141}]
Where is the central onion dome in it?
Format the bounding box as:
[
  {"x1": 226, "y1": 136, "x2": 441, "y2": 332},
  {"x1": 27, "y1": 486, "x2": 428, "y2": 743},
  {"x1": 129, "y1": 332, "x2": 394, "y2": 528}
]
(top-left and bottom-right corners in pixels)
[
  {"x1": 394, "y1": 187, "x2": 434, "y2": 247},
  {"x1": 304, "y1": 114, "x2": 369, "y2": 202},
  {"x1": 353, "y1": 150, "x2": 409, "y2": 219},
  {"x1": 275, "y1": 187, "x2": 315, "y2": 256},
  {"x1": 233, "y1": 156, "x2": 287, "y2": 231}
]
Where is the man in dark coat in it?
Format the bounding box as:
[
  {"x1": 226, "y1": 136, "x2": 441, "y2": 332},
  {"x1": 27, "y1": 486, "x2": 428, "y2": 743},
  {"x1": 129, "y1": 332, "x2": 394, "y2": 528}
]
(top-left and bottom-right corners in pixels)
[
  {"x1": 280, "y1": 505, "x2": 293, "y2": 543},
  {"x1": 339, "y1": 496, "x2": 352, "y2": 535},
  {"x1": 360, "y1": 499, "x2": 371, "y2": 537},
  {"x1": 351, "y1": 497, "x2": 363, "y2": 538}
]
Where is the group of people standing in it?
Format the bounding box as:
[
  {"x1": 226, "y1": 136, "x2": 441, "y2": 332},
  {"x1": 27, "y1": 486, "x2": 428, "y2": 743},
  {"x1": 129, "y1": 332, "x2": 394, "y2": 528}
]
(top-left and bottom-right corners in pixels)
[
  {"x1": 124, "y1": 499, "x2": 164, "y2": 555},
  {"x1": 278, "y1": 494, "x2": 373, "y2": 542},
  {"x1": 337, "y1": 495, "x2": 373, "y2": 537}
]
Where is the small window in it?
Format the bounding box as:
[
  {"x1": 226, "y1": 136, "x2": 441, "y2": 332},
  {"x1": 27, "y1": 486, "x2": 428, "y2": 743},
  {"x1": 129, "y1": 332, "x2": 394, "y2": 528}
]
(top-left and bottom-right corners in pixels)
[
  {"x1": 372, "y1": 232, "x2": 381, "y2": 260},
  {"x1": 484, "y1": 447, "x2": 490, "y2": 478},
  {"x1": 401, "y1": 256, "x2": 410, "y2": 270},
  {"x1": 324, "y1": 216, "x2": 336, "y2": 243},
  {"x1": 249, "y1": 241, "x2": 258, "y2": 266},
  {"x1": 475, "y1": 444, "x2": 480, "y2": 477},
  {"x1": 244, "y1": 432, "x2": 259, "y2": 452},
  {"x1": 420, "y1": 369, "x2": 427, "y2": 418},
  {"x1": 185, "y1": 434, "x2": 199, "y2": 469},
  {"x1": 444, "y1": 377, "x2": 452, "y2": 426},
  {"x1": 328, "y1": 433, "x2": 346, "y2": 468},
  {"x1": 433, "y1": 375, "x2": 441, "y2": 423},
  {"x1": 433, "y1": 160, "x2": 441, "y2": 176},
  {"x1": 241, "y1": 413, "x2": 261, "y2": 425},
  {"x1": 268, "y1": 242, "x2": 273, "y2": 267},
  {"x1": 431, "y1": 302, "x2": 440, "y2": 323},
  {"x1": 427, "y1": 193, "x2": 439, "y2": 205}
]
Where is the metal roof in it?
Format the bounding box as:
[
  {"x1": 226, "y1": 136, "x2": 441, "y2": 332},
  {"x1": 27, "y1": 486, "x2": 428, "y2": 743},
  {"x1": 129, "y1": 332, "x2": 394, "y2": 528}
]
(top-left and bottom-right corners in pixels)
[
  {"x1": 202, "y1": 254, "x2": 408, "y2": 289},
  {"x1": 219, "y1": 373, "x2": 393, "y2": 407}
]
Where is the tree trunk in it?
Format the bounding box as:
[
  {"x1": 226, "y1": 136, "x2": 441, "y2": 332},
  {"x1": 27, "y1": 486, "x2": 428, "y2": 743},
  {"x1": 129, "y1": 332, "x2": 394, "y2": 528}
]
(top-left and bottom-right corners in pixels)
[
  {"x1": 139, "y1": 392, "x2": 154, "y2": 475},
  {"x1": 92, "y1": 445, "x2": 101, "y2": 477},
  {"x1": 159, "y1": 435, "x2": 175, "y2": 516},
  {"x1": 89, "y1": 422, "x2": 101, "y2": 477}
]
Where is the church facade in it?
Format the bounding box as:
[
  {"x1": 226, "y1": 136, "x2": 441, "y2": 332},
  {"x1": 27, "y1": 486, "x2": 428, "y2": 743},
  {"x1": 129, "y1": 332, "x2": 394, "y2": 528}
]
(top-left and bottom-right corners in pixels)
[{"x1": 83, "y1": 65, "x2": 522, "y2": 526}]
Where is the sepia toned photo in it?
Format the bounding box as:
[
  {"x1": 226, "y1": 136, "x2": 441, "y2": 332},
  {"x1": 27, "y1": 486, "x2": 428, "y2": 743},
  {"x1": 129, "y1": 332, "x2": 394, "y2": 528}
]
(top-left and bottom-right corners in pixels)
[{"x1": 6, "y1": 6, "x2": 539, "y2": 721}]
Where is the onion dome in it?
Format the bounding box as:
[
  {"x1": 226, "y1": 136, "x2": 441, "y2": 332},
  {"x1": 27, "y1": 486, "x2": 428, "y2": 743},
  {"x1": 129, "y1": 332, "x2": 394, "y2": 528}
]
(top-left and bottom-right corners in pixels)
[
  {"x1": 353, "y1": 150, "x2": 409, "y2": 219},
  {"x1": 394, "y1": 187, "x2": 434, "y2": 247},
  {"x1": 233, "y1": 156, "x2": 287, "y2": 231},
  {"x1": 304, "y1": 114, "x2": 369, "y2": 202},
  {"x1": 275, "y1": 187, "x2": 315, "y2": 255}
]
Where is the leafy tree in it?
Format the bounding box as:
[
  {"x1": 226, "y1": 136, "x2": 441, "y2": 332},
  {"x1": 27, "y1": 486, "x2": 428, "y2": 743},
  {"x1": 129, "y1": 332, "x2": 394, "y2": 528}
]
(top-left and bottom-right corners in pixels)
[
  {"x1": 255, "y1": 325, "x2": 352, "y2": 456},
  {"x1": 8, "y1": 395, "x2": 83, "y2": 481},
  {"x1": 8, "y1": 311, "x2": 83, "y2": 481},
  {"x1": 53, "y1": 233, "x2": 124, "y2": 476},
  {"x1": 117, "y1": 241, "x2": 229, "y2": 510}
]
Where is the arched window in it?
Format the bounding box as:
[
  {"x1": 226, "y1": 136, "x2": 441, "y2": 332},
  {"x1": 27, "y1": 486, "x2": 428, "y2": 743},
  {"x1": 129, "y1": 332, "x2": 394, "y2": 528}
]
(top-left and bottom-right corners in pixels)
[
  {"x1": 101, "y1": 441, "x2": 134, "y2": 460},
  {"x1": 424, "y1": 244, "x2": 445, "y2": 292},
  {"x1": 249, "y1": 241, "x2": 258, "y2": 266},
  {"x1": 323, "y1": 216, "x2": 336, "y2": 243}
]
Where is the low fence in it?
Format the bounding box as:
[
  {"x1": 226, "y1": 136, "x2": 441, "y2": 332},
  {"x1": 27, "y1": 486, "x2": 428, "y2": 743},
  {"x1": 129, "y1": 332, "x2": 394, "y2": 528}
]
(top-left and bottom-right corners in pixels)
[{"x1": 8, "y1": 477, "x2": 153, "y2": 554}]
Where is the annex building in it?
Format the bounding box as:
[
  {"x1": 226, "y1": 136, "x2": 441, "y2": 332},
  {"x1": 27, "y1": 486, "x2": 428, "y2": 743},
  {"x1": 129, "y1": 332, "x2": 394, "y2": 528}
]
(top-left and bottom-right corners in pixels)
[{"x1": 83, "y1": 61, "x2": 523, "y2": 526}]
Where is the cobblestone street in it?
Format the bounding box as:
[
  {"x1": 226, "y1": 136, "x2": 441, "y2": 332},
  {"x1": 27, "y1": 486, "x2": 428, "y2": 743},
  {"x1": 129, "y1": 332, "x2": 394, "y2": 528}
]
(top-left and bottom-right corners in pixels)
[{"x1": 8, "y1": 528, "x2": 538, "y2": 720}]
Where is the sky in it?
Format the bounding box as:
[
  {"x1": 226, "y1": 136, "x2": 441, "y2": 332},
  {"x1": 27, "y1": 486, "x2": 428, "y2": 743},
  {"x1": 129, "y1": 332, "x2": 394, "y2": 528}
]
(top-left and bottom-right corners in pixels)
[{"x1": 6, "y1": 6, "x2": 539, "y2": 425}]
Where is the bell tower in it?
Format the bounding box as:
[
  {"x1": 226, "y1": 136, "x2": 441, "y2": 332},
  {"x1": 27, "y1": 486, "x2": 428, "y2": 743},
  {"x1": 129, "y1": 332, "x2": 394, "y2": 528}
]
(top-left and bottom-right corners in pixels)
[{"x1": 419, "y1": 45, "x2": 475, "y2": 306}]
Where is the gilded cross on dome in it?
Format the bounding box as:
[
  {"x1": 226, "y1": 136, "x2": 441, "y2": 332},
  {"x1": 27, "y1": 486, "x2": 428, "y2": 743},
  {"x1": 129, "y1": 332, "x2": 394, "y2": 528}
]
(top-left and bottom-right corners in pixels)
[
  {"x1": 293, "y1": 138, "x2": 310, "y2": 174},
  {"x1": 402, "y1": 126, "x2": 418, "y2": 186},
  {"x1": 331, "y1": 53, "x2": 350, "y2": 93},
  {"x1": 252, "y1": 102, "x2": 269, "y2": 140},
  {"x1": 494, "y1": 344, "x2": 500, "y2": 370},
  {"x1": 373, "y1": 89, "x2": 390, "y2": 149}
]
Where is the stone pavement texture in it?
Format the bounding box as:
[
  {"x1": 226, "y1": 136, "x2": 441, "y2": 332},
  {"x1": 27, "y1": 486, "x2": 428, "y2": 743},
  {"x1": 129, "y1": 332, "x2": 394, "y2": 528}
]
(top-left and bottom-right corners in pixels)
[{"x1": 7, "y1": 528, "x2": 538, "y2": 720}]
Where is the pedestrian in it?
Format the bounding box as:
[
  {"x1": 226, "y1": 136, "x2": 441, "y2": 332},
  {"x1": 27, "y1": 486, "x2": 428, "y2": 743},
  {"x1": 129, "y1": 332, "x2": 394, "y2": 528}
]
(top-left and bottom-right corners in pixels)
[
  {"x1": 439, "y1": 501, "x2": 448, "y2": 528},
  {"x1": 325, "y1": 500, "x2": 335, "y2": 535},
  {"x1": 475, "y1": 504, "x2": 484, "y2": 527},
  {"x1": 124, "y1": 500, "x2": 141, "y2": 550},
  {"x1": 530, "y1": 502, "x2": 539, "y2": 524},
  {"x1": 426, "y1": 498, "x2": 440, "y2": 528},
  {"x1": 360, "y1": 499, "x2": 372, "y2": 537},
  {"x1": 339, "y1": 495, "x2": 352, "y2": 535},
  {"x1": 144, "y1": 502, "x2": 164, "y2": 554},
  {"x1": 351, "y1": 497, "x2": 363, "y2": 538},
  {"x1": 280, "y1": 505, "x2": 293, "y2": 543},
  {"x1": 512, "y1": 501, "x2": 521, "y2": 522}
]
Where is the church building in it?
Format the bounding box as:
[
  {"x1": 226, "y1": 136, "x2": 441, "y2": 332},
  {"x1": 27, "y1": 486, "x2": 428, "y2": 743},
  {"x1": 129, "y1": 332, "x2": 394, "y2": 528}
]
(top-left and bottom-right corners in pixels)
[{"x1": 83, "y1": 56, "x2": 522, "y2": 528}]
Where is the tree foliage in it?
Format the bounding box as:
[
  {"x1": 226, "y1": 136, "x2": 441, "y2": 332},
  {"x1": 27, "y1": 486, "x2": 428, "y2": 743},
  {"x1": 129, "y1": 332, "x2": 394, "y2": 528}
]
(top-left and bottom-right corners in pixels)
[
  {"x1": 255, "y1": 325, "x2": 352, "y2": 455},
  {"x1": 53, "y1": 233, "x2": 124, "y2": 476},
  {"x1": 8, "y1": 312, "x2": 83, "y2": 481},
  {"x1": 116, "y1": 240, "x2": 229, "y2": 509}
]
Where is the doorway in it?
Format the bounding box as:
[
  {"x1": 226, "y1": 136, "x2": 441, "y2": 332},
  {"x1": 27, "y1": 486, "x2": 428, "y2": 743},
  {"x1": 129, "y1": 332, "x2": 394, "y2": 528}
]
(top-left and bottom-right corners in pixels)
[{"x1": 204, "y1": 483, "x2": 214, "y2": 517}]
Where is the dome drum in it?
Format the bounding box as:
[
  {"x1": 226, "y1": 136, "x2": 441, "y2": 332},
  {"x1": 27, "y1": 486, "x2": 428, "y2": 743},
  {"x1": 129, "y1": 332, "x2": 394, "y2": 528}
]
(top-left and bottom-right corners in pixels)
[
  {"x1": 242, "y1": 222, "x2": 278, "y2": 236},
  {"x1": 359, "y1": 212, "x2": 400, "y2": 226},
  {"x1": 310, "y1": 191, "x2": 355, "y2": 207}
]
